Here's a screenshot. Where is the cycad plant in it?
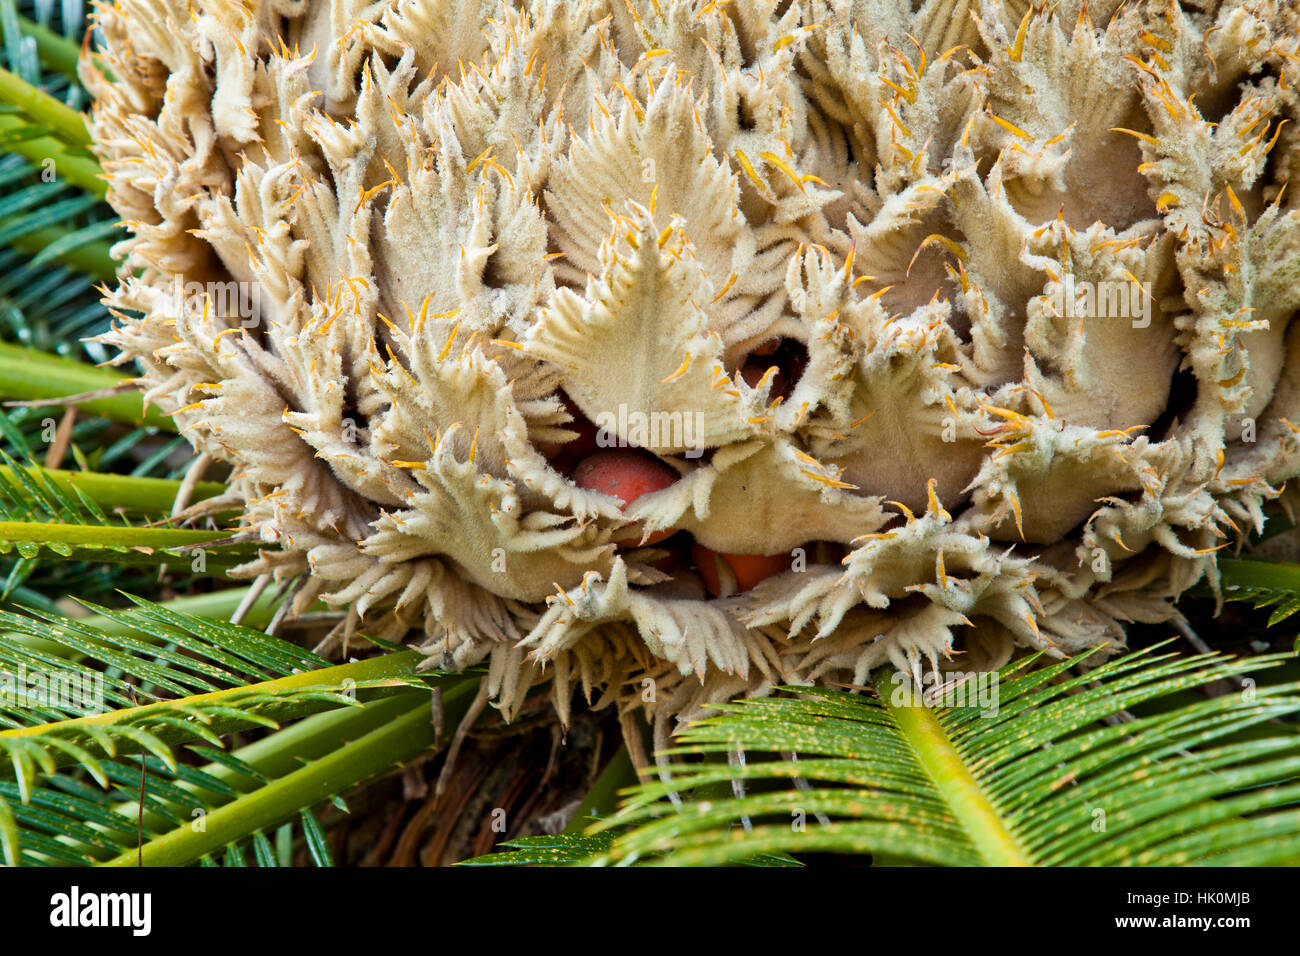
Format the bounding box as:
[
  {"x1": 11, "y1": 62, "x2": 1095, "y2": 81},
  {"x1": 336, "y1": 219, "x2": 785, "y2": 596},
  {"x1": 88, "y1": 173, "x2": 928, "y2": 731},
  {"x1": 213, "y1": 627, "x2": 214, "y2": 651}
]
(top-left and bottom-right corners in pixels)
[{"x1": 0, "y1": 0, "x2": 1297, "y2": 867}]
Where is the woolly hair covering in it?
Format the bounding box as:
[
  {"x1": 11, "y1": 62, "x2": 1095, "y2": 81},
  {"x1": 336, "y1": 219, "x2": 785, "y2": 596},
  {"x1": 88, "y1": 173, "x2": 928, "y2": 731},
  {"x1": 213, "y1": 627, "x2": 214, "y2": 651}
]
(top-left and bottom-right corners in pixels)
[{"x1": 86, "y1": 0, "x2": 1300, "y2": 751}]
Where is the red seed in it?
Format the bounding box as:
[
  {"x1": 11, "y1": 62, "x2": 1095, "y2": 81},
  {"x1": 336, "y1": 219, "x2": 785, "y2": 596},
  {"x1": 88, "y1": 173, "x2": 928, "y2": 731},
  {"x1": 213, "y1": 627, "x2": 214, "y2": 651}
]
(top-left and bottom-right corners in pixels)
[
  {"x1": 693, "y1": 542, "x2": 726, "y2": 596},
  {"x1": 693, "y1": 542, "x2": 789, "y2": 595},
  {"x1": 726, "y1": 551, "x2": 791, "y2": 591},
  {"x1": 574, "y1": 450, "x2": 678, "y2": 545}
]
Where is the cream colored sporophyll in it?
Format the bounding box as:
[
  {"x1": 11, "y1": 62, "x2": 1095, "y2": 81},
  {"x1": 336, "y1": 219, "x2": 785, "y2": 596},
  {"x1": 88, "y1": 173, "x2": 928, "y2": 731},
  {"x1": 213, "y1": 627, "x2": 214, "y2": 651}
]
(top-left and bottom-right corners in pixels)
[{"x1": 87, "y1": 0, "x2": 1300, "y2": 760}]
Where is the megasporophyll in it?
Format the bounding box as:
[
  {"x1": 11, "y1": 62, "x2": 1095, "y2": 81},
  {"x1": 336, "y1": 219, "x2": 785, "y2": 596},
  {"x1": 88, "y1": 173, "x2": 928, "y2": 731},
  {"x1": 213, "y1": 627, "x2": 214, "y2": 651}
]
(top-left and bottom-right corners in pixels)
[{"x1": 87, "y1": 0, "x2": 1300, "y2": 758}]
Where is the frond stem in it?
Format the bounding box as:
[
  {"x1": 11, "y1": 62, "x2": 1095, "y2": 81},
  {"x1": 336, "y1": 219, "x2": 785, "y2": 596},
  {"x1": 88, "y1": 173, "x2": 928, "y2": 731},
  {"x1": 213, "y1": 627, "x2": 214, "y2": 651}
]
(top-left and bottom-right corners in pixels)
[{"x1": 875, "y1": 668, "x2": 1033, "y2": 866}]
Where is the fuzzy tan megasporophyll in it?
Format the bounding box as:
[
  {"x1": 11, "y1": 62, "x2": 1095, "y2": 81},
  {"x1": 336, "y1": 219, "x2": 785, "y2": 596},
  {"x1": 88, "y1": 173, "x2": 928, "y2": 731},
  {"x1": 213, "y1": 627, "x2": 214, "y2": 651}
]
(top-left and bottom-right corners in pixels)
[{"x1": 86, "y1": 0, "x2": 1300, "y2": 754}]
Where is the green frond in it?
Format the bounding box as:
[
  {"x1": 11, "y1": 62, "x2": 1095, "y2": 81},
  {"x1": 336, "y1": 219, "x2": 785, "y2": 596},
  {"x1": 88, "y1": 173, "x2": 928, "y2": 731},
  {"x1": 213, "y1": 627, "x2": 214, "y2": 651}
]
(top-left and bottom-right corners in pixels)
[
  {"x1": 464, "y1": 833, "x2": 619, "y2": 866},
  {"x1": 0, "y1": 595, "x2": 366, "y2": 774},
  {"x1": 7, "y1": 12, "x2": 89, "y2": 83},
  {"x1": 517, "y1": 646, "x2": 1300, "y2": 867},
  {"x1": 0, "y1": 452, "x2": 250, "y2": 570},
  {"x1": 0, "y1": 405, "x2": 230, "y2": 617},
  {"x1": 0, "y1": 344, "x2": 174, "y2": 430},
  {"x1": 0, "y1": 521, "x2": 254, "y2": 568},
  {"x1": 0, "y1": 112, "x2": 100, "y2": 195},
  {"x1": 2, "y1": 688, "x2": 459, "y2": 866},
  {"x1": 0, "y1": 464, "x2": 225, "y2": 516},
  {"x1": 0, "y1": 592, "x2": 477, "y2": 866},
  {"x1": 0, "y1": 223, "x2": 117, "y2": 356},
  {"x1": 0, "y1": 2, "x2": 118, "y2": 341},
  {"x1": 103, "y1": 684, "x2": 477, "y2": 867},
  {"x1": 1218, "y1": 557, "x2": 1300, "y2": 631},
  {"x1": 0, "y1": 63, "x2": 91, "y2": 147},
  {"x1": 5, "y1": 584, "x2": 294, "y2": 659}
]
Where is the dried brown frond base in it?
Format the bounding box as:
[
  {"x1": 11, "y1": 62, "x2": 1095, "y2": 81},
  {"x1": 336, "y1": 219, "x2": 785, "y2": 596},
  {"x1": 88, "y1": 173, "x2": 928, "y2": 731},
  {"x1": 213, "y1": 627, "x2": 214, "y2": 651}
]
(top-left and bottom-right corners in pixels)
[{"x1": 302, "y1": 698, "x2": 621, "y2": 866}]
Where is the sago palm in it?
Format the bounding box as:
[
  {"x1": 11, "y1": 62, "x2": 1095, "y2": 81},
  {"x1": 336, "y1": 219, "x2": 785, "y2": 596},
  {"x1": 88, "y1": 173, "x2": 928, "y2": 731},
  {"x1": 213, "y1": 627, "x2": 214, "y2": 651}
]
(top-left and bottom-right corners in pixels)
[{"x1": 0, "y1": 0, "x2": 1297, "y2": 866}]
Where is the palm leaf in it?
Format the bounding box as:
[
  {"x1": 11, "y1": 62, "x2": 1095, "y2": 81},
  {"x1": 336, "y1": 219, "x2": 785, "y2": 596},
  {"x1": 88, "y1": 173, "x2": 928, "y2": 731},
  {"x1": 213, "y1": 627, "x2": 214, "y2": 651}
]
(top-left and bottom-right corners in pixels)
[
  {"x1": 463, "y1": 833, "x2": 619, "y2": 865},
  {"x1": 0, "y1": 592, "x2": 477, "y2": 866},
  {"x1": 0, "y1": 464, "x2": 225, "y2": 516},
  {"x1": 0, "y1": 344, "x2": 174, "y2": 430},
  {"x1": 530, "y1": 646, "x2": 1300, "y2": 866},
  {"x1": 0, "y1": 451, "x2": 252, "y2": 572},
  {"x1": 3, "y1": 687, "x2": 471, "y2": 866},
  {"x1": 1217, "y1": 557, "x2": 1300, "y2": 631},
  {"x1": 102, "y1": 684, "x2": 477, "y2": 867},
  {"x1": 0, "y1": 4, "x2": 118, "y2": 295}
]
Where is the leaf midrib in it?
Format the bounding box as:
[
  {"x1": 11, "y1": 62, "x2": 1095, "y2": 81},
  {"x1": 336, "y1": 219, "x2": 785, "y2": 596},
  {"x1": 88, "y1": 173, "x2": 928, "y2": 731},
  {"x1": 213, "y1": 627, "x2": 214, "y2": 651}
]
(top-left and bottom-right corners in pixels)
[{"x1": 876, "y1": 670, "x2": 1034, "y2": 866}]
